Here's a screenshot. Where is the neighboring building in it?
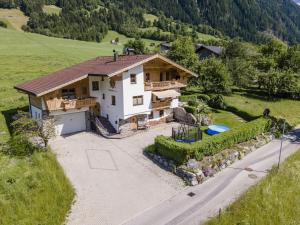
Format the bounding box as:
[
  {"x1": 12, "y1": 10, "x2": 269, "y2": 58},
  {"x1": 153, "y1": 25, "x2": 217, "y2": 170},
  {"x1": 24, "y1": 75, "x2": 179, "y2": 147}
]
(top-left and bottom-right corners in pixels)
[
  {"x1": 160, "y1": 42, "x2": 172, "y2": 53},
  {"x1": 195, "y1": 44, "x2": 222, "y2": 59},
  {"x1": 15, "y1": 53, "x2": 196, "y2": 136}
]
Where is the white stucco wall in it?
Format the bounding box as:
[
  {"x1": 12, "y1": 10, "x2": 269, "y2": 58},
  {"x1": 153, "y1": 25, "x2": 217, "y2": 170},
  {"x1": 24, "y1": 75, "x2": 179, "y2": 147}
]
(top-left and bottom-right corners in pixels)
[
  {"x1": 122, "y1": 65, "x2": 152, "y2": 120},
  {"x1": 89, "y1": 76, "x2": 124, "y2": 130}
]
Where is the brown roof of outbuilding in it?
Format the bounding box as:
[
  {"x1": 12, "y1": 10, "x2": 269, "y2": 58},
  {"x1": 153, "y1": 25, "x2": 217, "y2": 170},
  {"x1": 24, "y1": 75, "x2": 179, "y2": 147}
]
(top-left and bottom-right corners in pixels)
[{"x1": 15, "y1": 54, "x2": 197, "y2": 96}]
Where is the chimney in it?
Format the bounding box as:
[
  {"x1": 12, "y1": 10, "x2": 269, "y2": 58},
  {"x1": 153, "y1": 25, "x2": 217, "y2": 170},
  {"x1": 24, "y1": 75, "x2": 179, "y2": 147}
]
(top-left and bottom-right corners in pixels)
[{"x1": 113, "y1": 50, "x2": 118, "y2": 61}]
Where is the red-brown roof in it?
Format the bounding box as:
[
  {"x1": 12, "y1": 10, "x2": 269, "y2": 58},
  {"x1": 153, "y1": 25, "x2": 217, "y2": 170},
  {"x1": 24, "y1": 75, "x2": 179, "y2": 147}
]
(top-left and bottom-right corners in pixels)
[{"x1": 15, "y1": 54, "x2": 197, "y2": 96}]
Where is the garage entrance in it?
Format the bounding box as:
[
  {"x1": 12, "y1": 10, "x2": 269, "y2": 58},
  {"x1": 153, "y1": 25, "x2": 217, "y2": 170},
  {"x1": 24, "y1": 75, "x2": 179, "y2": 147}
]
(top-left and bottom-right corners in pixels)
[{"x1": 54, "y1": 111, "x2": 86, "y2": 135}]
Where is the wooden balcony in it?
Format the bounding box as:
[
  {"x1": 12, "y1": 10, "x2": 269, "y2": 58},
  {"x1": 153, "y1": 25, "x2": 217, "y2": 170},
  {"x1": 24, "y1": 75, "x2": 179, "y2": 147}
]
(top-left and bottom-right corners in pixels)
[
  {"x1": 46, "y1": 97, "x2": 97, "y2": 111},
  {"x1": 152, "y1": 100, "x2": 171, "y2": 110},
  {"x1": 144, "y1": 81, "x2": 186, "y2": 91}
]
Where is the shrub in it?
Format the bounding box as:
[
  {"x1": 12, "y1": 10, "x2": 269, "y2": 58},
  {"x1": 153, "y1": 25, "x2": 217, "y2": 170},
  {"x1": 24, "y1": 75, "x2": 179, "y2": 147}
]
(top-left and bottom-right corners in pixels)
[
  {"x1": 197, "y1": 94, "x2": 211, "y2": 102},
  {"x1": 155, "y1": 136, "x2": 191, "y2": 164},
  {"x1": 0, "y1": 21, "x2": 7, "y2": 28},
  {"x1": 155, "y1": 117, "x2": 271, "y2": 164},
  {"x1": 3, "y1": 135, "x2": 38, "y2": 157},
  {"x1": 184, "y1": 105, "x2": 197, "y2": 114},
  {"x1": 208, "y1": 94, "x2": 227, "y2": 109},
  {"x1": 188, "y1": 99, "x2": 198, "y2": 107}
]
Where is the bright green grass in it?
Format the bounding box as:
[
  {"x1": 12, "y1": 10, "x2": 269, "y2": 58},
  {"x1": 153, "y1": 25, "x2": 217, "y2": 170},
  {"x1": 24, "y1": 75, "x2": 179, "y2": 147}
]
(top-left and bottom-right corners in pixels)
[
  {"x1": 224, "y1": 93, "x2": 300, "y2": 127},
  {"x1": 205, "y1": 149, "x2": 300, "y2": 225},
  {"x1": 201, "y1": 109, "x2": 244, "y2": 138},
  {"x1": 43, "y1": 5, "x2": 62, "y2": 15},
  {"x1": 0, "y1": 151, "x2": 75, "y2": 225},
  {"x1": 211, "y1": 109, "x2": 245, "y2": 127},
  {"x1": 102, "y1": 30, "x2": 160, "y2": 50},
  {"x1": 185, "y1": 109, "x2": 244, "y2": 140}
]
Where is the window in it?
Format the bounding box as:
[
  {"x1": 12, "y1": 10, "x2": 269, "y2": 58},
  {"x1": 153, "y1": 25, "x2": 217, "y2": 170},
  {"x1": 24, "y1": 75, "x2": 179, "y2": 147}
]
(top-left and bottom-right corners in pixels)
[
  {"x1": 82, "y1": 86, "x2": 88, "y2": 95},
  {"x1": 159, "y1": 110, "x2": 164, "y2": 117},
  {"x1": 102, "y1": 93, "x2": 105, "y2": 100},
  {"x1": 145, "y1": 73, "x2": 150, "y2": 82},
  {"x1": 160, "y1": 72, "x2": 163, "y2": 81},
  {"x1": 101, "y1": 76, "x2": 104, "y2": 81},
  {"x1": 92, "y1": 81, "x2": 99, "y2": 91},
  {"x1": 130, "y1": 74, "x2": 137, "y2": 84},
  {"x1": 62, "y1": 88, "x2": 76, "y2": 99},
  {"x1": 111, "y1": 95, "x2": 116, "y2": 105},
  {"x1": 133, "y1": 96, "x2": 143, "y2": 106},
  {"x1": 148, "y1": 111, "x2": 153, "y2": 120}
]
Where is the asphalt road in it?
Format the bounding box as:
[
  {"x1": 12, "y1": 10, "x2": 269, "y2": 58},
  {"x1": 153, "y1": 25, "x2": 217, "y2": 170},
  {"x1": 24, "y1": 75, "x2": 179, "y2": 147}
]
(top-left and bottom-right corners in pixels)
[{"x1": 123, "y1": 127, "x2": 300, "y2": 225}]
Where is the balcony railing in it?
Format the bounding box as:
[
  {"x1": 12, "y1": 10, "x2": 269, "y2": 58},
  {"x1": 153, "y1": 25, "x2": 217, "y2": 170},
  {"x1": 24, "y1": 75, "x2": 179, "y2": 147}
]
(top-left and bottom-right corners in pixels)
[
  {"x1": 152, "y1": 100, "x2": 171, "y2": 109},
  {"x1": 144, "y1": 81, "x2": 186, "y2": 91},
  {"x1": 46, "y1": 97, "x2": 97, "y2": 111}
]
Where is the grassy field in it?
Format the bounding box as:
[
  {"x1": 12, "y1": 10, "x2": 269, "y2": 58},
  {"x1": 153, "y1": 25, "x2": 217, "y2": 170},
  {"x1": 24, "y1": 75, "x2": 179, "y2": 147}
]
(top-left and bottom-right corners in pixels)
[
  {"x1": 102, "y1": 30, "x2": 160, "y2": 50},
  {"x1": 43, "y1": 5, "x2": 62, "y2": 15},
  {"x1": 0, "y1": 8, "x2": 28, "y2": 31},
  {"x1": 211, "y1": 109, "x2": 245, "y2": 127},
  {"x1": 205, "y1": 149, "x2": 300, "y2": 225},
  {"x1": 225, "y1": 92, "x2": 300, "y2": 127},
  {"x1": 0, "y1": 151, "x2": 74, "y2": 225}
]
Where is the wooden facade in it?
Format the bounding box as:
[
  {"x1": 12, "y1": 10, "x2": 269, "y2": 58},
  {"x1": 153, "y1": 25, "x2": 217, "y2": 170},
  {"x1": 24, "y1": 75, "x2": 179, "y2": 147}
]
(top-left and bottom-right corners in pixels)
[
  {"x1": 43, "y1": 78, "x2": 96, "y2": 111},
  {"x1": 143, "y1": 58, "x2": 188, "y2": 91}
]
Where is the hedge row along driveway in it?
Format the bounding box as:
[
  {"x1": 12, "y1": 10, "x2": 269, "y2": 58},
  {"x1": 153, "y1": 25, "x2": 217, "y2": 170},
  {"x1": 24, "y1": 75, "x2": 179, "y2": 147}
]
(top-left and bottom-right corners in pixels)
[{"x1": 155, "y1": 117, "x2": 272, "y2": 164}]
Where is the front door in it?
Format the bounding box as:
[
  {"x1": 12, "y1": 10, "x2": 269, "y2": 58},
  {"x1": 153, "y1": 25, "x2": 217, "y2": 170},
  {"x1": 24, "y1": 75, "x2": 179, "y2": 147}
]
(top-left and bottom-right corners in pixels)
[
  {"x1": 92, "y1": 102, "x2": 101, "y2": 117},
  {"x1": 130, "y1": 116, "x2": 138, "y2": 130}
]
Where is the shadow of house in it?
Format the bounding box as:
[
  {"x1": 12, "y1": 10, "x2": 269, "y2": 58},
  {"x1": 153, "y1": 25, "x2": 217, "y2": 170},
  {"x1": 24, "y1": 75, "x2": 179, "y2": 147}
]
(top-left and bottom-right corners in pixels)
[{"x1": 1, "y1": 106, "x2": 29, "y2": 136}]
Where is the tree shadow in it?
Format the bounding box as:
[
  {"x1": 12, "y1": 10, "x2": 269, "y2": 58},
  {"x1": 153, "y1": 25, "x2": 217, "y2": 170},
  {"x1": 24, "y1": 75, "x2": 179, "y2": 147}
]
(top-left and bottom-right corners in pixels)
[{"x1": 1, "y1": 106, "x2": 29, "y2": 136}]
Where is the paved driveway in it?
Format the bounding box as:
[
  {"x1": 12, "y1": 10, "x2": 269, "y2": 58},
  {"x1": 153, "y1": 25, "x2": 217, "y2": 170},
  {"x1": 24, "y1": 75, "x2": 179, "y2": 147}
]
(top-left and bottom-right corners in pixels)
[{"x1": 50, "y1": 123, "x2": 185, "y2": 225}]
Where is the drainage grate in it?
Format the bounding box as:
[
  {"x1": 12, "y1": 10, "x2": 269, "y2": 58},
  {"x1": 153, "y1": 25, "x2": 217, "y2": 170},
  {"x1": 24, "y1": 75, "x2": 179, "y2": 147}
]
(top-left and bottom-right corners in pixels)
[{"x1": 187, "y1": 192, "x2": 196, "y2": 197}]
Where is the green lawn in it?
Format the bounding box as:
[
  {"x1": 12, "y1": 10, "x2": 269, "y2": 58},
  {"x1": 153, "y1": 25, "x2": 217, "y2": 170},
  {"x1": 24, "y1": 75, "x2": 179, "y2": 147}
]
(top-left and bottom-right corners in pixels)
[
  {"x1": 224, "y1": 93, "x2": 300, "y2": 127},
  {"x1": 0, "y1": 151, "x2": 74, "y2": 225},
  {"x1": 211, "y1": 109, "x2": 245, "y2": 128},
  {"x1": 205, "y1": 149, "x2": 300, "y2": 225}
]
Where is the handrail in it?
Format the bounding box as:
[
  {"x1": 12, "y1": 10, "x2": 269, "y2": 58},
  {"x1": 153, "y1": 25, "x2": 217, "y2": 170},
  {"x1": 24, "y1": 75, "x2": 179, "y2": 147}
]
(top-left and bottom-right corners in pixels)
[
  {"x1": 144, "y1": 81, "x2": 186, "y2": 91},
  {"x1": 46, "y1": 97, "x2": 96, "y2": 111}
]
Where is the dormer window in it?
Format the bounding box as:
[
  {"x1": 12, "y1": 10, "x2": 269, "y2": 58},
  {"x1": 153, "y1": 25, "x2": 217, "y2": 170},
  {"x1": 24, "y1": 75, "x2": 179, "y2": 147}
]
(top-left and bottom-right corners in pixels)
[{"x1": 130, "y1": 74, "x2": 137, "y2": 84}]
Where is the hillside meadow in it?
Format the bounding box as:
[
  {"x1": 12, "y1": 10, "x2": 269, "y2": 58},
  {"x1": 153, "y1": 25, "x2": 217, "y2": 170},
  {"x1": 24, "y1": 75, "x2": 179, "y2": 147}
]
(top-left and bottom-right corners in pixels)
[{"x1": 224, "y1": 92, "x2": 300, "y2": 127}]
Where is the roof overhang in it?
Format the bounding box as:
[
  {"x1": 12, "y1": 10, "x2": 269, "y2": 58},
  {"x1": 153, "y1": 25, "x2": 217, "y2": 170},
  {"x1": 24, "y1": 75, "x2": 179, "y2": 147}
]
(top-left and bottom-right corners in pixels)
[{"x1": 106, "y1": 54, "x2": 198, "y2": 78}]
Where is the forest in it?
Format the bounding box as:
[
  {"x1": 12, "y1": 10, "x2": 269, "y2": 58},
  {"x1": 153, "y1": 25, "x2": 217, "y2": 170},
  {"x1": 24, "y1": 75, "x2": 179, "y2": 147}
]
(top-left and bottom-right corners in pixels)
[{"x1": 1, "y1": 0, "x2": 300, "y2": 44}]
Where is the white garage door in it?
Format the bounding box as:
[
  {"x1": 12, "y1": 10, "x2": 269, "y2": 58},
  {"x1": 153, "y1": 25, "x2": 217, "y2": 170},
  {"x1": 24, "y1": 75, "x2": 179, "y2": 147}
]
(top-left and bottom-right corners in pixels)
[{"x1": 55, "y1": 112, "x2": 86, "y2": 135}]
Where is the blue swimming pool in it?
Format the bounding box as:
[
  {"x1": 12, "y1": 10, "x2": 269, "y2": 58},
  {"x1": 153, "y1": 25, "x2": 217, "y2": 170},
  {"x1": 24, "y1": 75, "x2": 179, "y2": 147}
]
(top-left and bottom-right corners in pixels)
[{"x1": 207, "y1": 125, "x2": 230, "y2": 135}]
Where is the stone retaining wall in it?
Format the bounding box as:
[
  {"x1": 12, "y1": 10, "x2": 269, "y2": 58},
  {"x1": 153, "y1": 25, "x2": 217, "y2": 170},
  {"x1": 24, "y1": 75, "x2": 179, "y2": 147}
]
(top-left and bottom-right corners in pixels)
[{"x1": 147, "y1": 133, "x2": 274, "y2": 186}]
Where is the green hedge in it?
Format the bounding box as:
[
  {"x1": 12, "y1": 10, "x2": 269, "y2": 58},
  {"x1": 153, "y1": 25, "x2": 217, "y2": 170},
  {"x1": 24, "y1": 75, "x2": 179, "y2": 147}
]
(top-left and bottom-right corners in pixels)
[
  {"x1": 179, "y1": 94, "x2": 210, "y2": 103},
  {"x1": 155, "y1": 117, "x2": 272, "y2": 164},
  {"x1": 179, "y1": 94, "x2": 198, "y2": 102}
]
